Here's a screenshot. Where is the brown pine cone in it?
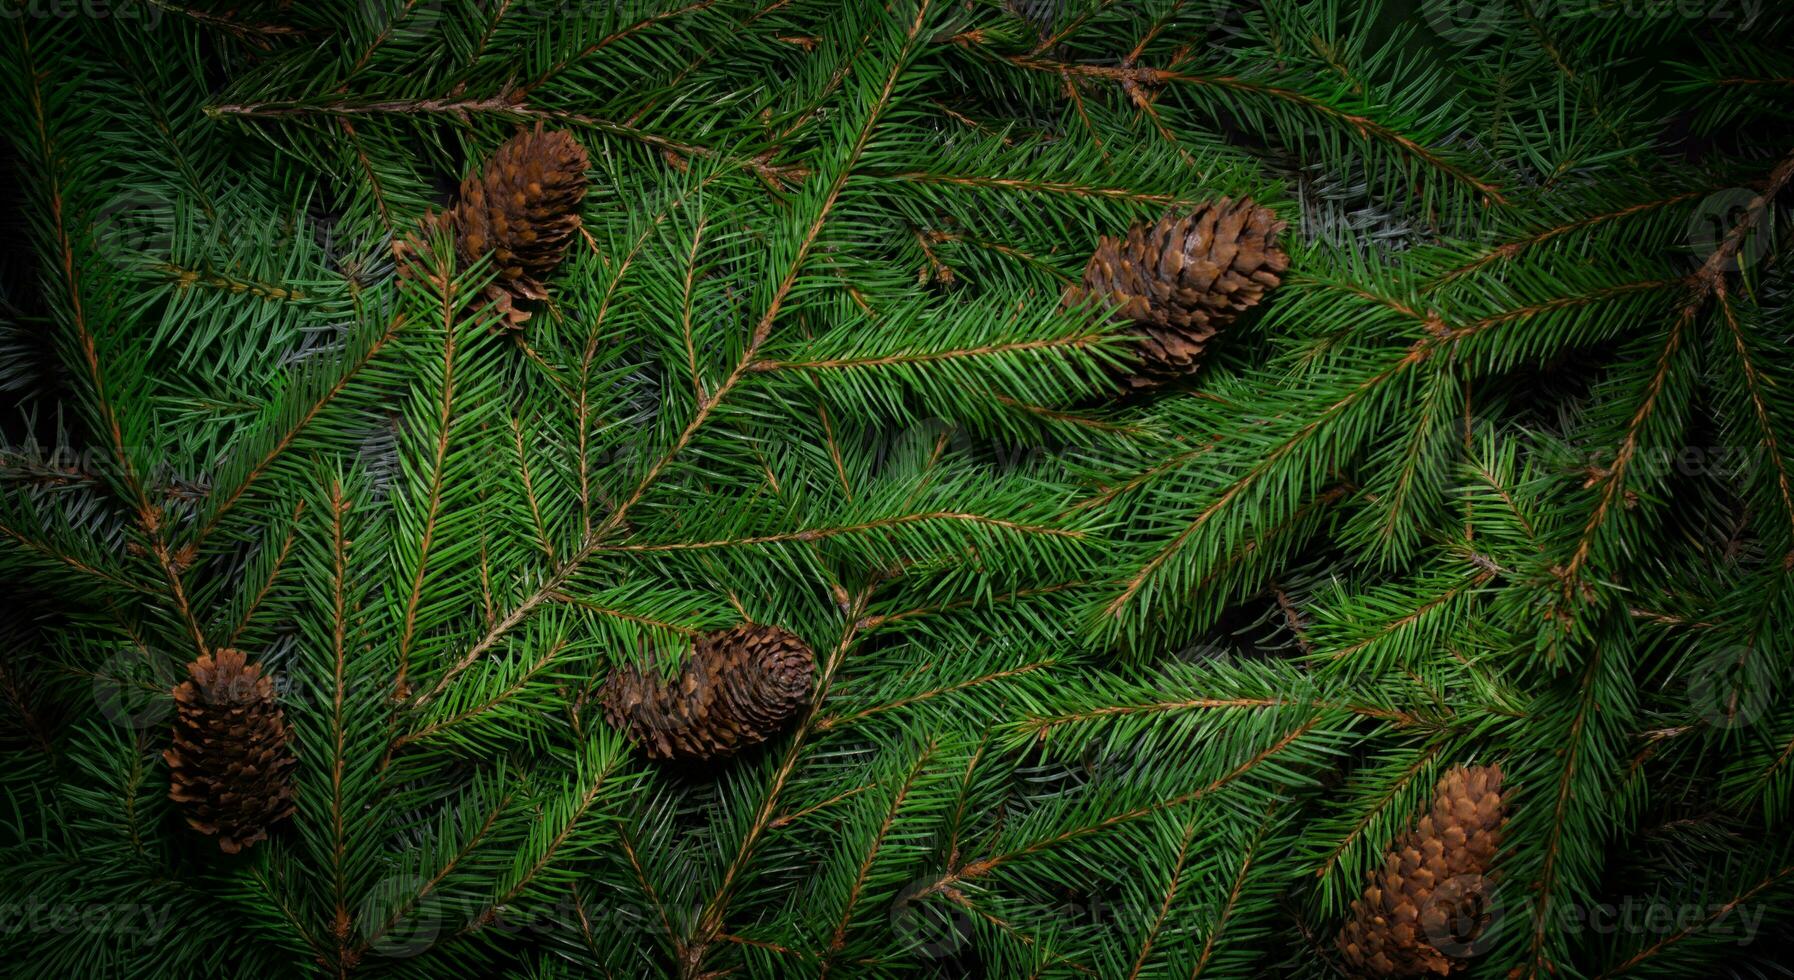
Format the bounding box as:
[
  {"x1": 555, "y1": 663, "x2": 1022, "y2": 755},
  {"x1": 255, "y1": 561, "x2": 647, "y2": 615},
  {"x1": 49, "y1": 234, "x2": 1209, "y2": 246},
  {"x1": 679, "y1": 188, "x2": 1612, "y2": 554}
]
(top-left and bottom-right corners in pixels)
[
  {"x1": 601, "y1": 625, "x2": 814, "y2": 761},
  {"x1": 163, "y1": 648, "x2": 297, "y2": 854},
  {"x1": 1337, "y1": 764, "x2": 1506, "y2": 977},
  {"x1": 1066, "y1": 198, "x2": 1288, "y2": 389},
  {"x1": 451, "y1": 126, "x2": 589, "y2": 328}
]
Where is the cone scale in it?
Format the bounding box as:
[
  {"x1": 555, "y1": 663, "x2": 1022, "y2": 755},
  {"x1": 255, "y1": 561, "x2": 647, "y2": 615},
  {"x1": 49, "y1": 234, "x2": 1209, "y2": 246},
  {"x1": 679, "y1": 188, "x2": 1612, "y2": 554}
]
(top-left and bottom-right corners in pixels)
[
  {"x1": 601, "y1": 625, "x2": 815, "y2": 761},
  {"x1": 163, "y1": 648, "x2": 297, "y2": 854},
  {"x1": 1067, "y1": 197, "x2": 1289, "y2": 389},
  {"x1": 1336, "y1": 764, "x2": 1507, "y2": 978},
  {"x1": 399, "y1": 126, "x2": 589, "y2": 328}
]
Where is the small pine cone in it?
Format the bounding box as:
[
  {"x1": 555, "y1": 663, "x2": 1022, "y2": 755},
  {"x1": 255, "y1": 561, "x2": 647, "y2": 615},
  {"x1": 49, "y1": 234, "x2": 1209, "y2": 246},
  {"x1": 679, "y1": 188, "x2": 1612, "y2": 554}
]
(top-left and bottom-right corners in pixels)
[
  {"x1": 601, "y1": 625, "x2": 814, "y2": 761},
  {"x1": 1066, "y1": 198, "x2": 1288, "y2": 389},
  {"x1": 450, "y1": 126, "x2": 589, "y2": 328},
  {"x1": 1337, "y1": 764, "x2": 1506, "y2": 978},
  {"x1": 163, "y1": 649, "x2": 297, "y2": 854}
]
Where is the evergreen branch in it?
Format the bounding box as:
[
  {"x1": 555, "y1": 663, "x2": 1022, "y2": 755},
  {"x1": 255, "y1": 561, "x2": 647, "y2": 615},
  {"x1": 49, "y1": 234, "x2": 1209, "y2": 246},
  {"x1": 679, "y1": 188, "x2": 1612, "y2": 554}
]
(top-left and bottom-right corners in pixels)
[
  {"x1": 322, "y1": 477, "x2": 357, "y2": 973},
  {"x1": 1322, "y1": 570, "x2": 1491, "y2": 665},
  {"x1": 1593, "y1": 861, "x2": 1794, "y2": 978},
  {"x1": 1018, "y1": 696, "x2": 1422, "y2": 733},
  {"x1": 1103, "y1": 350, "x2": 1423, "y2": 622},
  {"x1": 245, "y1": 866, "x2": 327, "y2": 963},
  {"x1": 393, "y1": 637, "x2": 571, "y2": 751},
  {"x1": 950, "y1": 891, "x2": 1096, "y2": 975},
  {"x1": 349, "y1": 789, "x2": 515, "y2": 959},
  {"x1": 594, "y1": 512, "x2": 1084, "y2": 552},
  {"x1": 817, "y1": 741, "x2": 938, "y2": 975},
  {"x1": 509, "y1": 412, "x2": 557, "y2": 564},
  {"x1": 1310, "y1": 743, "x2": 1443, "y2": 884},
  {"x1": 770, "y1": 783, "x2": 878, "y2": 830},
  {"x1": 1028, "y1": 0, "x2": 1126, "y2": 53},
  {"x1": 210, "y1": 97, "x2": 804, "y2": 184},
  {"x1": 152, "y1": 261, "x2": 311, "y2": 302},
  {"x1": 617, "y1": 825, "x2": 679, "y2": 959},
  {"x1": 550, "y1": 593, "x2": 703, "y2": 635},
  {"x1": 220, "y1": 500, "x2": 305, "y2": 648},
  {"x1": 338, "y1": 116, "x2": 397, "y2": 234},
  {"x1": 0, "y1": 518, "x2": 144, "y2": 593},
  {"x1": 857, "y1": 581, "x2": 1087, "y2": 630},
  {"x1": 747, "y1": 333, "x2": 1106, "y2": 372},
  {"x1": 514, "y1": 0, "x2": 721, "y2": 99},
  {"x1": 923, "y1": 228, "x2": 1071, "y2": 280},
  {"x1": 875, "y1": 169, "x2": 1189, "y2": 206},
  {"x1": 998, "y1": 56, "x2": 1509, "y2": 203},
  {"x1": 1067, "y1": 437, "x2": 1224, "y2": 513},
  {"x1": 469, "y1": 740, "x2": 629, "y2": 930},
  {"x1": 677, "y1": 214, "x2": 708, "y2": 405},
  {"x1": 1559, "y1": 307, "x2": 1693, "y2": 586},
  {"x1": 395, "y1": 253, "x2": 466, "y2": 698},
  {"x1": 1126, "y1": 808, "x2": 1199, "y2": 980},
  {"x1": 194, "y1": 313, "x2": 405, "y2": 544},
  {"x1": 1192, "y1": 807, "x2": 1278, "y2": 978},
  {"x1": 1717, "y1": 292, "x2": 1794, "y2": 550},
  {"x1": 14, "y1": 19, "x2": 208, "y2": 650},
  {"x1": 15, "y1": 19, "x2": 145, "y2": 512},
  {"x1": 418, "y1": 0, "x2": 930, "y2": 708},
  {"x1": 934, "y1": 717, "x2": 1321, "y2": 887},
  {"x1": 1523, "y1": 649, "x2": 1604, "y2": 977},
  {"x1": 144, "y1": 0, "x2": 310, "y2": 45},
  {"x1": 1432, "y1": 189, "x2": 1709, "y2": 283},
  {"x1": 573, "y1": 176, "x2": 720, "y2": 533},
  {"x1": 815, "y1": 659, "x2": 1059, "y2": 730},
  {"x1": 686, "y1": 583, "x2": 877, "y2": 977},
  {"x1": 1564, "y1": 146, "x2": 1794, "y2": 584}
]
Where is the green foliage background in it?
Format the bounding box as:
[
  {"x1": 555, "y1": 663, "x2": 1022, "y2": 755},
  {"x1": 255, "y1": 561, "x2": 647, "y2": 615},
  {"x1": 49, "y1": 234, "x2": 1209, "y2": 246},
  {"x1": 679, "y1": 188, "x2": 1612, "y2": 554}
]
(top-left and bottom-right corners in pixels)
[{"x1": 1, "y1": 0, "x2": 1792, "y2": 976}]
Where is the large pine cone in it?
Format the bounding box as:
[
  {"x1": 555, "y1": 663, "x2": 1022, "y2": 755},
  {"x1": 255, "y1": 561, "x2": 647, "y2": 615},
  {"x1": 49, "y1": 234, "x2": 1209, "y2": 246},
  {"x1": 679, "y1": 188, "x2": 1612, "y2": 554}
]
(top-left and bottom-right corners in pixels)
[
  {"x1": 601, "y1": 625, "x2": 815, "y2": 761},
  {"x1": 1337, "y1": 764, "x2": 1506, "y2": 977},
  {"x1": 1066, "y1": 198, "x2": 1288, "y2": 389},
  {"x1": 450, "y1": 126, "x2": 588, "y2": 326},
  {"x1": 164, "y1": 648, "x2": 297, "y2": 854}
]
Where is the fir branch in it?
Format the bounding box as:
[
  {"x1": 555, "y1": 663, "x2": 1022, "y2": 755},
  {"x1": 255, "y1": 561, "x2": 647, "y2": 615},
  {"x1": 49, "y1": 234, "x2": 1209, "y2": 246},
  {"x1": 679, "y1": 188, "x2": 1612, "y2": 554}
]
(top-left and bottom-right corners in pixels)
[
  {"x1": 931, "y1": 716, "x2": 1322, "y2": 888},
  {"x1": 420, "y1": 0, "x2": 932, "y2": 708},
  {"x1": 513, "y1": 0, "x2": 722, "y2": 99},
  {"x1": 1563, "y1": 147, "x2": 1794, "y2": 588},
  {"x1": 1593, "y1": 861, "x2": 1794, "y2": 978},
  {"x1": 997, "y1": 55, "x2": 1510, "y2": 203}
]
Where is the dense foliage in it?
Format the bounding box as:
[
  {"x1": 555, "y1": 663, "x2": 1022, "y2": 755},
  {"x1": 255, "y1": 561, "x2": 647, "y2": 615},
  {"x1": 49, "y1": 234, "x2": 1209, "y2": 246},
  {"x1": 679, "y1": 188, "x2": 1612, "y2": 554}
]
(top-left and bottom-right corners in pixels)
[{"x1": 2, "y1": 0, "x2": 1792, "y2": 976}]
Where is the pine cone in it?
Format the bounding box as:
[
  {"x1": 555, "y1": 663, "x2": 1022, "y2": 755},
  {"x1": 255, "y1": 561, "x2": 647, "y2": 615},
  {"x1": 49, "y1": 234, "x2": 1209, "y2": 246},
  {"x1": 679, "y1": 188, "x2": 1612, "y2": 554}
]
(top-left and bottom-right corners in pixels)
[
  {"x1": 1337, "y1": 764, "x2": 1506, "y2": 978},
  {"x1": 163, "y1": 648, "x2": 297, "y2": 854},
  {"x1": 450, "y1": 126, "x2": 589, "y2": 328},
  {"x1": 601, "y1": 625, "x2": 815, "y2": 761},
  {"x1": 1066, "y1": 198, "x2": 1288, "y2": 389}
]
